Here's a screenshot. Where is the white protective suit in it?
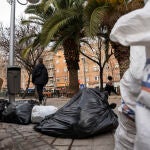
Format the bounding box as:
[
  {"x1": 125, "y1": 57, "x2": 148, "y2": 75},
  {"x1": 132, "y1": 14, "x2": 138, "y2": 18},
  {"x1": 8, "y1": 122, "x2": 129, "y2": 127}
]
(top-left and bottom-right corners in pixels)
[{"x1": 110, "y1": 1, "x2": 150, "y2": 149}]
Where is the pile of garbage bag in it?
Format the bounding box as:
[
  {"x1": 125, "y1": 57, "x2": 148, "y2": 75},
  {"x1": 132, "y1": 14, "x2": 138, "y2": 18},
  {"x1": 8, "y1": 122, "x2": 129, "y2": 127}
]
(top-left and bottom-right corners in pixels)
[
  {"x1": 35, "y1": 88, "x2": 118, "y2": 138},
  {"x1": 0, "y1": 99, "x2": 10, "y2": 121},
  {"x1": 0, "y1": 100, "x2": 39, "y2": 125}
]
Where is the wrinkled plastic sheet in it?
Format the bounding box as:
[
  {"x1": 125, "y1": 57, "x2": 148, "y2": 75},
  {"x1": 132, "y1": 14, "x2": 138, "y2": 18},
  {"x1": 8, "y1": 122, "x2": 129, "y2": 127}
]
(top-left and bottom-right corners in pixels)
[
  {"x1": 0, "y1": 99, "x2": 10, "y2": 121},
  {"x1": 31, "y1": 105, "x2": 58, "y2": 123},
  {"x1": 2, "y1": 100, "x2": 39, "y2": 125},
  {"x1": 35, "y1": 88, "x2": 118, "y2": 138}
]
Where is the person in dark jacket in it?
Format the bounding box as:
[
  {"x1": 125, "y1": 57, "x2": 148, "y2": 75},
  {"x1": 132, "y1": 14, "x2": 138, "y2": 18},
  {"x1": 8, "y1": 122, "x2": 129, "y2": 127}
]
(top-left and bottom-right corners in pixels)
[
  {"x1": 32, "y1": 58, "x2": 48, "y2": 104},
  {"x1": 104, "y1": 76, "x2": 118, "y2": 96}
]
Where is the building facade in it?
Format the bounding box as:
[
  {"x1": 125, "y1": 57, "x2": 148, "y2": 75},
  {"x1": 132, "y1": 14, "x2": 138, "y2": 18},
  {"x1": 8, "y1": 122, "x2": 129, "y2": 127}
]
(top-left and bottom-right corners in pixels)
[{"x1": 0, "y1": 46, "x2": 120, "y2": 91}]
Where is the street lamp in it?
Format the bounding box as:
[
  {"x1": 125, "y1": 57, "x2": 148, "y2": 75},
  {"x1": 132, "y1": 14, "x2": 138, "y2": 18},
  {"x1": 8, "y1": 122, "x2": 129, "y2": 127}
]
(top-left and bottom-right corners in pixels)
[{"x1": 7, "y1": 0, "x2": 40, "y2": 102}]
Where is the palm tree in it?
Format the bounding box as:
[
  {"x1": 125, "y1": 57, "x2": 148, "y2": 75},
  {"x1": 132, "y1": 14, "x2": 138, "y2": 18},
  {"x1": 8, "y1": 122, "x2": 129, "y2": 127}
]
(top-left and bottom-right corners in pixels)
[
  {"x1": 21, "y1": 0, "x2": 54, "y2": 53},
  {"x1": 84, "y1": 0, "x2": 144, "y2": 77},
  {"x1": 22, "y1": 0, "x2": 86, "y2": 95},
  {"x1": 35, "y1": 0, "x2": 86, "y2": 95},
  {"x1": 23, "y1": 0, "x2": 53, "y2": 25}
]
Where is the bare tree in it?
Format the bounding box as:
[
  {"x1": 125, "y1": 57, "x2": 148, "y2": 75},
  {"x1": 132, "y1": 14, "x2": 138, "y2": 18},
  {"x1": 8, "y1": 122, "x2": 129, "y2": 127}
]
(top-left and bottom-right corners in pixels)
[
  {"x1": 0, "y1": 20, "x2": 44, "y2": 98},
  {"x1": 80, "y1": 31, "x2": 114, "y2": 91}
]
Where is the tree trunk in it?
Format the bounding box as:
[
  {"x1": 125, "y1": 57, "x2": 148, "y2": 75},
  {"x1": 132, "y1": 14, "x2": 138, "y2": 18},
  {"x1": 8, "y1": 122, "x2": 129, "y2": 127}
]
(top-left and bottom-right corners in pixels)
[
  {"x1": 0, "y1": 78, "x2": 3, "y2": 91},
  {"x1": 69, "y1": 69, "x2": 79, "y2": 94},
  {"x1": 100, "y1": 68, "x2": 104, "y2": 91},
  {"x1": 63, "y1": 39, "x2": 80, "y2": 96},
  {"x1": 111, "y1": 42, "x2": 130, "y2": 78}
]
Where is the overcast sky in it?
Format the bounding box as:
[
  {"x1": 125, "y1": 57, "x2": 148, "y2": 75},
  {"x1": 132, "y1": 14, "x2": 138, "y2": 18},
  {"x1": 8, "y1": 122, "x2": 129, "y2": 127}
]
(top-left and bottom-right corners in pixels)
[{"x1": 0, "y1": 0, "x2": 28, "y2": 27}]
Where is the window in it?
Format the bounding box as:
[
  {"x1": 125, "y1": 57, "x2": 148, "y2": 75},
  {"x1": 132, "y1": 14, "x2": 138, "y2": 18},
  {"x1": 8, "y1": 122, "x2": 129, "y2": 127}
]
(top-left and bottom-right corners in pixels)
[
  {"x1": 115, "y1": 64, "x2": 119, "y2": 68},
  {"x1": 49, "y1": 72, "x2": 54, "y2": 77},
  {"x1": 64, "y1": 67, "x2": 68, "y2": 72},
  {"x1": 86, "y1": 77, "x2": 89, "y2": 82},
  {"x1": 49, "y1": 55, "x2": 53, "y2": 60},
  {"x1": 95, "y1": 76, "x2": 99, "y2": 81},
  {"x1": 49, "y1": 64, "x2": 54, "y2": 69},
  {"x1": 56, "y1": 60, "x2": 59, "y2": 64},
  {"x1": 85, "y1": 67, "x2": 88, "y2": 72},
  {"x1": 56, "y1": 78, "x2": 60, "y2": 82},
  {"x1": 93, "y1": 66, "x2": 99, "y2": 71},
  {"x1": 64, "y1": 77, "x2": 68, "y2": 81},
  {"x1": 105, "y1": 64, "x2": 109, "y2": 70}
]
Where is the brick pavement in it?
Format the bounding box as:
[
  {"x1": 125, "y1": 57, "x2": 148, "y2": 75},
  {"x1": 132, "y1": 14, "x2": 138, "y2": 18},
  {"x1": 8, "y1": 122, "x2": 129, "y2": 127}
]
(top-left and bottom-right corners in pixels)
[{"x1": 0, "y1": 95, "x2": 121, "y2": 150}]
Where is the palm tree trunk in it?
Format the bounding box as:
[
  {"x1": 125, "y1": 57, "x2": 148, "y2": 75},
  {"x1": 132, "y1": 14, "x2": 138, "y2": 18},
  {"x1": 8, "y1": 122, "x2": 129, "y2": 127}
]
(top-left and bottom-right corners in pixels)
[
  {"x1": 111, "y1": 42, "x2": 130, "y2": 78},
  {"x1": 63, "y1": 39, "x2": 80, "y2": 96},
  {"x1": 69, "y1": 69, "x2": 79, "y2": 93}
]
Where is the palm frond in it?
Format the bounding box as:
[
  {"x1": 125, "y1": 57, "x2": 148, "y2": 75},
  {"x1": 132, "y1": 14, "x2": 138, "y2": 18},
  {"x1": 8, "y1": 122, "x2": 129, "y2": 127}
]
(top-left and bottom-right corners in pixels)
[
  {"x1": 25, "y1": 2, "x2": 53, "y2": 20},
  {"x1": 84, "y1": 6, "x2": 108, "y2": 37},
  {"x1": 21, "y1": 46, "x2": 32, "y2": 58},
  {"x1": 50, "y1": 38, "x2": 64, "y2": 52},
  {"x1": 22, "y1": 20, "x2": 43, "y2": 26},
  {"x1": 41, "y1": 7, "x2": 82, "y2": 46},
  {"x1": 28, "y1": 16, "x2": 44, "y2": 23},
  {"x1": 32, "y1": 34, "x2": 41, "y2": 48}
]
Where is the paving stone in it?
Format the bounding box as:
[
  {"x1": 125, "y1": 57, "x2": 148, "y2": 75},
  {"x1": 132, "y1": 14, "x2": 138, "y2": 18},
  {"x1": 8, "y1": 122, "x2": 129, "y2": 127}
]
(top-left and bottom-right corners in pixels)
[
  {"x1": 93, "y1": 133, "x2": 114, "y2": 146},
  {"x1": 19, "y1": 143, "x2": 35, "y2": 150},
  {"x1": 71, "y1": 146, "x2": 92, "y2": 150},
  {"x1": 21, "y1": 132, "x2": 40, "y2": 137},
  {"x1": 41, "y1": 136, "x2": 56, "y2": 144},
  {"x1": 33, "y1": 141, "x2": 47, "y2": 147},
  {"x1": 0, "y1": 130, "x2": 10, "y2": 140},
  {"x1": 54, "y1": 146, "x2": 70, "y2": 150},
  {"x1": 26, "y1": 135, "x2": 41, "y2": 140},
  {"x1": 12, "y1": 135, "x2": 23, "y2": 139},
  {"x1": 29, "y1": 138, "x2": 41, "y2": 143},
  {"x1": 53, "y1": 138, "x2": 72, "y2": 146},
  {"x1": 72, "y1": 139, "x2": 93, "y2": 146},
  {"x1": 93, "y1": 145, "x2": 114, "y2": 150},
  {"x1": 0, "y1": 137, "x2": 14, "y2": 150},
  {"x1": 14, "y1": 137, "x2": 25, "y2": 143},
  {"x1": 38, "y1": 145, "x2": 55, "y2": 150}
]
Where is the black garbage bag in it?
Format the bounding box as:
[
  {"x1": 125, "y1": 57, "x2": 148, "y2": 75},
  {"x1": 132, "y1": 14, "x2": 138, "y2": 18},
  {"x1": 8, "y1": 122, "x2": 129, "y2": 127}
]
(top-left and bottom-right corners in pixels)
[
  {"x1": 2, "y1": 100, "x2": 39, "y2": 125},
  {"x1": 35, "y1": 88, "x2": 118, "y2": 138},
  {"x1": 0, "y1": 99, "x2": 10, "y2": 121}
]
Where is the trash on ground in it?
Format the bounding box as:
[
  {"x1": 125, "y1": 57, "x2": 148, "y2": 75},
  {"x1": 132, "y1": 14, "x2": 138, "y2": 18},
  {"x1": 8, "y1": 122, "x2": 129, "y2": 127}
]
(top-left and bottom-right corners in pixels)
[
  {"x1": 1, "y1": 100, "x2": 39, "y2": 125},
  {"x1": 31, "y1": 105, "x2": 58, "y2": 123},
  {"x1": 0, "y1": 99, "x2": 10, "y2": 121},
  {"x1": 35, "y1": 88, "x2": 118, "y2": 138}
]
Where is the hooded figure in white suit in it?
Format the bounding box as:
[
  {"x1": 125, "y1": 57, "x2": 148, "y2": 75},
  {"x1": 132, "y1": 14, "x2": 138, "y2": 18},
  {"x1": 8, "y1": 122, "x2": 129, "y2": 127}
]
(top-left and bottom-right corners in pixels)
[{"x1": 110, "y1": 0, "x2": 150, "y2": 149}]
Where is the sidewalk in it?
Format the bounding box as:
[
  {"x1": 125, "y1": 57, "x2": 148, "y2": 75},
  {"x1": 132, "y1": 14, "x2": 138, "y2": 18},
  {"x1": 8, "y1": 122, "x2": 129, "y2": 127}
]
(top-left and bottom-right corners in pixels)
[{"x1": 0, "y1": 95, "x2": 121, "y2": 150}]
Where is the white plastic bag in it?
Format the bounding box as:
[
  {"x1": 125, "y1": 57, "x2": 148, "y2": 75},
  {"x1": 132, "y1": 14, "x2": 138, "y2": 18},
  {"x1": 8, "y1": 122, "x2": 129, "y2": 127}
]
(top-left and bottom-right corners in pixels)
[{"x1": 31, "y1": 105, "x2": 58, "y2": 123}]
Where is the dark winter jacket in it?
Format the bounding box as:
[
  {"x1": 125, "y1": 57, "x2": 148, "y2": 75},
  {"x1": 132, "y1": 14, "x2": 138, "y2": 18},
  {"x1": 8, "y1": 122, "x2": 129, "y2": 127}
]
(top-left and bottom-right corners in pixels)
[{"x1": 32, "y1": 64, "x2": 48, "y2": 85}]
